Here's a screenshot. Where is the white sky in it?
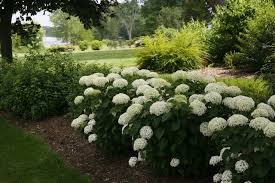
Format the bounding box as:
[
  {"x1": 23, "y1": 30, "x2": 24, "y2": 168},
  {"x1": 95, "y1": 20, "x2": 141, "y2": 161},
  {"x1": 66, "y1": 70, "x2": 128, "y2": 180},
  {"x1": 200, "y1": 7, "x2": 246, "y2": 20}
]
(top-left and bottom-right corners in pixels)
[{"x1": 12, "y1": 11, "x2": 53, "y2": 27}]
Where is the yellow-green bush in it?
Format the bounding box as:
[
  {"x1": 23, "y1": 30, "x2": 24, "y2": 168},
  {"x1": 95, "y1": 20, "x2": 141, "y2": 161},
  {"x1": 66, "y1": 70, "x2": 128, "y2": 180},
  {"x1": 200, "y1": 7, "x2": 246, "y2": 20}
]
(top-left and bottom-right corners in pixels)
[{"x1": 137, "y1": 21, "x2": 209, "y2": 73}]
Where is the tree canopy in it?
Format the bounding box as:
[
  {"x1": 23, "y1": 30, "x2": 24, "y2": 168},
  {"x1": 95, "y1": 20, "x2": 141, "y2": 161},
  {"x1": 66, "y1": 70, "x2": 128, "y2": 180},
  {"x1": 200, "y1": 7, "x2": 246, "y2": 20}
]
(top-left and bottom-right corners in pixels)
[{"x1": 0, "y1": 0, "x2": 116, "y2": 62}]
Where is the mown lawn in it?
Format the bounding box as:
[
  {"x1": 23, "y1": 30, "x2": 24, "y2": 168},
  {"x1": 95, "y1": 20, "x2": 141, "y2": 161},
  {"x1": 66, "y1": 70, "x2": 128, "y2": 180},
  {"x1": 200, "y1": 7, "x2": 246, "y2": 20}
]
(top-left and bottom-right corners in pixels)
[
  {"x1": 72, "y1": 48, "x2": 138, "y2": 61},
  {"x1": 0, "y1": 118, "x2": 91, "y2": 183}
]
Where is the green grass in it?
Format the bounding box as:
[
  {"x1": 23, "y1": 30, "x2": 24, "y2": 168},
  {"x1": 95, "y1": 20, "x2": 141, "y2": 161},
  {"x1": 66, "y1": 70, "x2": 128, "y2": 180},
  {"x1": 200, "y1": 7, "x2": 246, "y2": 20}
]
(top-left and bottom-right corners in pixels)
[
  {"x1": 79, "y1": 58, "x2": 137, "y2": 67},
  {"x1": 218, "y1": 77, "x2": 272, "y2": 103},
  {"x1": 0, "y1": 118, "x2": 91, "y2": 183},
  {"x1": 72, "y1": 49, "x2": 138, "y2": 61}
]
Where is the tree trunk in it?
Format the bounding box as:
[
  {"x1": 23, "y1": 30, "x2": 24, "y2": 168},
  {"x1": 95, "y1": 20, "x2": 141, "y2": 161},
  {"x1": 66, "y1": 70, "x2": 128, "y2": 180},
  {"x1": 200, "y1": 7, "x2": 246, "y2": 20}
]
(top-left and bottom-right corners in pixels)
[{"x1": 0, "y1": 4, "x2": 13, "y2": 62}]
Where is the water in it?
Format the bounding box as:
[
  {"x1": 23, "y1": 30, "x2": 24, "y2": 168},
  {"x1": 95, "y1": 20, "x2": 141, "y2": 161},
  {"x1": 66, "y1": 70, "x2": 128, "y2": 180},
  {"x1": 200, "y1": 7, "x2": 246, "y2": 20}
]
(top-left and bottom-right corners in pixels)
[{"x1": 43, "y1": 37, "x2": 70, "y2": 48}]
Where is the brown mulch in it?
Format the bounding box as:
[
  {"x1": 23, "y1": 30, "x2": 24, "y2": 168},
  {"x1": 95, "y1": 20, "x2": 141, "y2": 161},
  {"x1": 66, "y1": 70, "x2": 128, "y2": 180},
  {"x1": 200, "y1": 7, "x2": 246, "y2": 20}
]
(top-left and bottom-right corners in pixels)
[
  {"x1": 196, "y1": 67, "x2": 256, "y2": 79},
  {"x1": 0, "y1": 112, "x2": 209, "y2": 183}
]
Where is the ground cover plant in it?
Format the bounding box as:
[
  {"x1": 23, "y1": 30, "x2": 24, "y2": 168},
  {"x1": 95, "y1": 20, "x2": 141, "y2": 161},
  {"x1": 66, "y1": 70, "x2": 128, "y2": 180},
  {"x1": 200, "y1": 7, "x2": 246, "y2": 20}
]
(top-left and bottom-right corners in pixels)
[{"x1": 0, "y1": 117, "x2": 91, "y2": 183}]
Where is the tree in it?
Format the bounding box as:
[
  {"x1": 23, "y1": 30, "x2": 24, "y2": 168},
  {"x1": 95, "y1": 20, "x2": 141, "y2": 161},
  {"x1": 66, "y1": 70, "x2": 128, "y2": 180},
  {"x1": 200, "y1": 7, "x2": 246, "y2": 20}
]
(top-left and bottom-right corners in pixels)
[
  {"x1": 0, "y1": 0, "x2": 115, "y2": 62},
  {"x1": 116, "y1": 0, "x2": 141, "y2": 40},
  {"x1": 50, "y1": 10, "x2": 94, "y2": 44},
  {"x1": 157, "y1": 7, "x2": 184, "y2": 29}
]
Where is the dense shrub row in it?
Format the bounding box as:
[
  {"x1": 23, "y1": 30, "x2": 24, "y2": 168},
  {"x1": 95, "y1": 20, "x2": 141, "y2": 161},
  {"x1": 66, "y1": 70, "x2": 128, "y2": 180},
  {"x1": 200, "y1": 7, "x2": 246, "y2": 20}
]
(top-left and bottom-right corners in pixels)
[
  {"x1": 71, "y1": 66, "x2": 275, "y2": 181},
  {"x1": 136, "y1": 0, "x2": 275, "y2": 73},
  {"x1": 0, "y1": 52, "x2": 109, "y2": 120}
]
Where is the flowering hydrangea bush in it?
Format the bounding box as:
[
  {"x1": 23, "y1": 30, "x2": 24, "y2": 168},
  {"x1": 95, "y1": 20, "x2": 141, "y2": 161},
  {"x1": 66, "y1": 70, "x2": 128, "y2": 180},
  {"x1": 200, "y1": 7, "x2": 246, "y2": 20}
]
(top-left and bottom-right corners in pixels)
[
  {"x1": 71, "y1": 66, "x2": 275, "y2": 179},
  {"x1": 203, "y1": 95, "x2": 275, "y2": 183}
]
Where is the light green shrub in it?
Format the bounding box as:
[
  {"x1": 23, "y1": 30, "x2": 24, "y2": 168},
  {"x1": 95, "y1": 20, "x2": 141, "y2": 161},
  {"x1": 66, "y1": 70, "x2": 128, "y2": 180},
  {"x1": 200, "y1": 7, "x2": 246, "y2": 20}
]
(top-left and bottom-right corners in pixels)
[
  {"x1": 78, "y1": 41, "x2": 89, "y2": 51},
  {"x1": 138, "y1": 21, "x2": 208, "y2": 72},
  {"x1": 90, "y1": 40, "x2": 103, "y2": 50}
]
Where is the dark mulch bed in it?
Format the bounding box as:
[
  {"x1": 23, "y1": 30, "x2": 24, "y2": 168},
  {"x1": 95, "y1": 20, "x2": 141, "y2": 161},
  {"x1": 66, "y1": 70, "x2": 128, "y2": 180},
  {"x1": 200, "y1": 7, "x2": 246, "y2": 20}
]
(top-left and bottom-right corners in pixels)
[{"x1": 0, "y1": 112, "x2": 209, "y2": 183}]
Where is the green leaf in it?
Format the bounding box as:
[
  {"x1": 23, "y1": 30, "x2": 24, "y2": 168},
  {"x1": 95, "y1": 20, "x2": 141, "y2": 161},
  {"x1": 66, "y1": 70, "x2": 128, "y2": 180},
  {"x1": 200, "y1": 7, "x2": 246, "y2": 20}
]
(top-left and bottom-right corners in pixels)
[{"x1": 155, "y1": 128, "x2": 165, "y2": 140}]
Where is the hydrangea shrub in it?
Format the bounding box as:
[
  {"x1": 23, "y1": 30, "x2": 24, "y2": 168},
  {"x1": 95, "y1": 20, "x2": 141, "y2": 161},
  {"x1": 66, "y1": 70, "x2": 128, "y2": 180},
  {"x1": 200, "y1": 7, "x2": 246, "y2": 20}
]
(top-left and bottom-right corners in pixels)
[{"x1": 71, "y1": 66, "x2": 275, "y2": 179}]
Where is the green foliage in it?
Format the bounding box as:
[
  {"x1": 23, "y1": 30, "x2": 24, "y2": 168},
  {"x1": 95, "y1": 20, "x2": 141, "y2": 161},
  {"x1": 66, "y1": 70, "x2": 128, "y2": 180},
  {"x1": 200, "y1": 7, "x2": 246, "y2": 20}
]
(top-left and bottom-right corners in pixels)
[
  {"x1": 0, "y1": 52, "x2": 80, "y2": 120},
  {"x1": 78, "y1": 41, "x2": 89, "y2": 51},
  {"x1": 138, "y1": 21, "x2": 208, "y2": 72},
  {"x1": 47, "y1": 45, "x2": 76, "y2": 52},
  {"x1": 208, "y1": 0, "x2": 259, "y2": 64},
  {"x1": 228, "y1": 1, "x2": 275, "y2": 70},
  {"x1": 0, "y1": 118, "x2": 91, "y2": 183},
  {"x1": 50, "y1": 10, "x2": 94, "y2": 44},
  {"x1": 218, "y1": 77, "x2": 272, "y2": 104},
  {"x1": 90, "y1": 40, "x2": 103, "y2": 50},
  {"x1": 103, "y1": 39, "x2": 119, "y2": 49}
]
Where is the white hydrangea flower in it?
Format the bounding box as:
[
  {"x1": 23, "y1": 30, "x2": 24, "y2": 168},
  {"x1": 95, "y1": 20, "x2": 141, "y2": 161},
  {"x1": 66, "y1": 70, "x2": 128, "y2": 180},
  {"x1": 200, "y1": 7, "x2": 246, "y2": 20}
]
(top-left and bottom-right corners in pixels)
[
  {"x1": 128, "y1": 157, "x2": 138, "y2": 167},
  {"x1": 88, "y1": 119, "x2": 96, "y2": 126},
  {"x1": 118, "y1": 112, "x2": 132, "y2": 125},
  {"x1": 71, "y1": 114, "x2": 89, "y2": 129},
  {"x1": 147, "y1": 78, "x2": 171, "y2": 88},
  {"x1": 263, "y1": 122, "x2": 275, "y2": 138},
  {"x1": 74, "y1": 96, "x2": 84, "y2": 105},
  {"x1": 175, "y1": 84, "x2": 190, "y2": 94},
  {"x1": 127, "y1": 104, "x2": 143, "y2": 116},
  {"x1": 79, "y1": 76, "x2": 88, "y2": 85},
  {"x1": 235, "y1": 160, "x2": 249, "y2": 173},
  {"x1": 89, "y1": 113, "x2": 95, "y2": 119},
  {"x1": 132, "y1": 79, "x2": 148, "y2": 88},
  {"x1": 112, "y1": 93, "x2": 130, "y2": 105},
  {"x1": 170, "y1": 158, "x2": 180, "y2": 167},
  {"x1": 172, "y1": 95, "x2": 187, "y2": 104},
  {"x1": 146, "y1": 72, "x2": 159, "y2": 78},
  {"x1": 200, "y1": 122, "x2": 212, "y2": 136},
  {"x1": 110, "y1": 67, "x2": 122, "y2": 73},
  {"x1": 205, "y1": 83, "x2": 226, "y2": 94},
  {"x1": 133, "y1": 138, "x2": 147, "y2": 151},
  {"x1": 88, "y1": 134, "x2": 97, "y2": 143},
  {"x1": 208, "y1": 117, "x2": 227, "y2": 133},
  {"x1": 209, "y1": 156, "x2": 222, "y2": 166},
  {"x1": 187, "y1": 71, "x2": 215, "y2": 83},
  {"x1": 257, "y1": 103, "x2": 275, "y2": 119},
  {"x1": 268, "y1": 95, "x2": 275, "y2": 108},
  {"x1": 234, "y1": 96, "x2": 255, "y2": 112},
  {"x1": 213, "y1": 173, "x2": 222, "y2": 183},
  {"x1": 137, "y1": 69, "x2": 151, "y2": 77},
  {"x1": 143, "y1": 88, "x2": 160, "y2": 99},
  {"x1": 171, "y1": 70, "x2": 187, "y2": 81},
  {"x1": 84, "y1": 125, "x2": 93, "y2": 134},
  {"x1": 149, "y1": 101, "x2": 171, "y2": 116},
  {"x1": 225, "y1": 86, "x2": 242, "y2": 96},
  {"x1": 189, "y1": 94, "x2": 204, "y2": 103},
  {"x1": 221, "y1": 170, "x2": 232, "y2": 181},
  {"x1": 106, "y1": 73, "x2": 121, "y2": 81},
  {"x1": 92, "y1": 73, "x2": 105, "y2": 77},
  {"x1": 251, "y1": 108, "x2": 269, "y2": 119},
  {"x1": 244, "y1": 181, "x2": 252, "y2": 183},
  {"x1": 204, "y1": 92, "x2": 222, "y2": 105},
  {"x1": 227, "y1": 114, "x2": 249, "y2": 127},
  {"x1": 113, "y1": 78, "x2": 128, "y2": 88},
  {"x1": 249, "y1": 117, "x2": 271, "y2": 131},
  {"x1": 136, "y1": 85, "x2": 153, "y2": 95},
  {"x1": 189, "y1": 100, "x2": 207, "y2": 116},
  {"x1": 140, "y1": 126, "x2": 153, "y2": 139},
  {"x1": 84, "y1": 87, "x2": 101, "y2": 96},
  {"x1": 132, "y1": 96, "x2": 150, "y2": 105},
  {"x1": 93, "y1": 77, "x2": 109, "y2": 87},
  {"x1": 223, "y1": 97, "x2": 235, "y2": 109},
  {"x1": 121, "y1": 67, "x2": 139, "y2": 76}
]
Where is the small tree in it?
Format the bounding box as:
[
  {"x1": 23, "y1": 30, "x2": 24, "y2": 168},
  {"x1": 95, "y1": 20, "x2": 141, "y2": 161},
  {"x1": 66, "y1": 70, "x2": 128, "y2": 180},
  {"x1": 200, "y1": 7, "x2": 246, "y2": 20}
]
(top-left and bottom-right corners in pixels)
[
  {"x1": 0, "y1": 0, "x2": 115, "y2": 62},
  {"x1": 116, "y1": 0, "x2": 141, "y2": 40}
]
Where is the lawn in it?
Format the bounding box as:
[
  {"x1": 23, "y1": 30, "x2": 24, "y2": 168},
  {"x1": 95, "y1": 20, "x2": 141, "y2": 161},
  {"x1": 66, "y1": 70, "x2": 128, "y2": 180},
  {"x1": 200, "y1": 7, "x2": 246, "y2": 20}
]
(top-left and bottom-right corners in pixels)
[
  {"x1": 0, "y1": 118, "x2": 91, "y2": 183},
  {"x1": 72, "y1": 48, "x2": 138, "y2": 66}
]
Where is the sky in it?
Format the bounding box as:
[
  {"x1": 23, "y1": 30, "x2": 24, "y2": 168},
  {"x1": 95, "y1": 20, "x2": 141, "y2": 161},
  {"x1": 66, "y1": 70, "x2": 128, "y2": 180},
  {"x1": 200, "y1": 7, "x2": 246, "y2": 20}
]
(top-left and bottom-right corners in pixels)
[{"x1": 12, "y1": 11, "x2": 53, "y2": 27}]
